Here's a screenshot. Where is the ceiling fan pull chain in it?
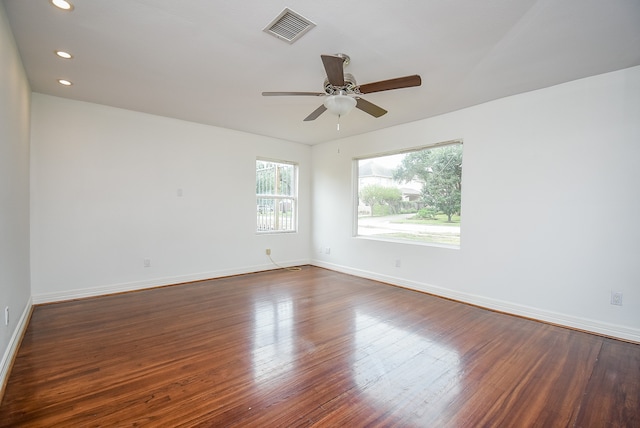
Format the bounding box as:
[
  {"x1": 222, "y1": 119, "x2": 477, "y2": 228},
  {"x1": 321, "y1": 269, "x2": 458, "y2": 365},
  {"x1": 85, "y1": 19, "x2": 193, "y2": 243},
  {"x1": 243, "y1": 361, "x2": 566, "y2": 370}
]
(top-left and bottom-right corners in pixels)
[{"x1": 337, "y1": 114, "x2": 341, "y2": 131}]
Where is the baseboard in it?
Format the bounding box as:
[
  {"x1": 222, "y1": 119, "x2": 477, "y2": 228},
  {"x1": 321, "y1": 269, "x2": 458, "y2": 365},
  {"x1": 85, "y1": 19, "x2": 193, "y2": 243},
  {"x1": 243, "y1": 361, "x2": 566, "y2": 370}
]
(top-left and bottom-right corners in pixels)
[
  {"x1": 28, "y1": 258, "x2": 640, "y2": 342},
  {"x1": 32, "y1": 259, "x2": 310, "y2": 304},
  {"x1": 0, "y1": 297, "x2": 33, "y2": 401},
  {"x1": 312, "y1": 260, "x2": 640, "y2": 343}
]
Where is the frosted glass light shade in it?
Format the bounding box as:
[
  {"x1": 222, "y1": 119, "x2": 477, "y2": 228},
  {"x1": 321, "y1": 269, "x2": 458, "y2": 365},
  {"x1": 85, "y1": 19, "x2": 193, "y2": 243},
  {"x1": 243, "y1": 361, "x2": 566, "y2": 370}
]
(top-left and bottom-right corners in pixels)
[{"x1": 324, "y1": 94, "x2": 356, "y2": 116}]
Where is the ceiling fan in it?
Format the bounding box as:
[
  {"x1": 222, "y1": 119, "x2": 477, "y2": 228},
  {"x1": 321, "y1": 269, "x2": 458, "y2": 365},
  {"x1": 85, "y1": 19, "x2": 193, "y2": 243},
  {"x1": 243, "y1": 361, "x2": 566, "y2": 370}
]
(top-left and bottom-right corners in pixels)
[{"x1": 262, "y1": 53, "x2": 421, "y2": 123}]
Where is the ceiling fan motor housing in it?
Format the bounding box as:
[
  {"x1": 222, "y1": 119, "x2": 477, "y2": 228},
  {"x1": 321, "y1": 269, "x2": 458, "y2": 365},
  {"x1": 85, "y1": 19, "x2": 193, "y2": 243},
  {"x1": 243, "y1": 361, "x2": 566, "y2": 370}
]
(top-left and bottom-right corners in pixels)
[{"x1": 324, "y1": 73, "x2": 358, "y2": 94}]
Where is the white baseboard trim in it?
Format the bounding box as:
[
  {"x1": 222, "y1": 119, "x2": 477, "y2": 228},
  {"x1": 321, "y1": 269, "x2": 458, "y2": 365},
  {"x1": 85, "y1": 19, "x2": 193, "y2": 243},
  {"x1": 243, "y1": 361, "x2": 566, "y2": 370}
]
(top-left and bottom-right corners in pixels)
[
  {"x1": 27, "y1": 259, "x2": 640, "y2": 343},
  {"x1": 312, "y1": 260, "x2": 640, "y2": 343},
  {"x1": 32, "y1": 259, "x2": 310, "y2": 305},
  {"x1": 1, "y1": 297, "x2": 33, "y2": 399}
]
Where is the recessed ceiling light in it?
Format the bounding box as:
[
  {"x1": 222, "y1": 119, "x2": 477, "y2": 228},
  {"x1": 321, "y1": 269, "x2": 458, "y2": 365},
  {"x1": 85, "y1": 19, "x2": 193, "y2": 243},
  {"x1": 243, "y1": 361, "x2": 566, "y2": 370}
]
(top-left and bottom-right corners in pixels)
[
  {"x1": 55, "y1": 50, "x2": 73, "y2": 59},
  {"x1": 50, "y1": 0, "x2": 74, "y2": 11},
  {"x1": 57, "y1": 79, "x2": 73, "y2": 86}
]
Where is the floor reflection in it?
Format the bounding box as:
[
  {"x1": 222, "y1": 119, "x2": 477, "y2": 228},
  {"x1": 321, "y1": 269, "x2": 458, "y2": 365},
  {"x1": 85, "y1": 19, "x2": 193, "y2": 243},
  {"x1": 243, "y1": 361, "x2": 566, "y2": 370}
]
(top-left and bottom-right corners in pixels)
[
  {"x1": 354, "y1": 312, "x2": 461, "y2": 410},
  {"x1": 252, "y1": 297, "x2": 294, "y2": 384}
]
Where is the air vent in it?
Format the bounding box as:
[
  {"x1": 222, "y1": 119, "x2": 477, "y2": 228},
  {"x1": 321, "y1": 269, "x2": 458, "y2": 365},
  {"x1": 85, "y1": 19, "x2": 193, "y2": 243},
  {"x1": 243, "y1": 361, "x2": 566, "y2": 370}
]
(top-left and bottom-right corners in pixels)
[{"x1": 263, "y1": 8, "x2": 316, "y2": 44}]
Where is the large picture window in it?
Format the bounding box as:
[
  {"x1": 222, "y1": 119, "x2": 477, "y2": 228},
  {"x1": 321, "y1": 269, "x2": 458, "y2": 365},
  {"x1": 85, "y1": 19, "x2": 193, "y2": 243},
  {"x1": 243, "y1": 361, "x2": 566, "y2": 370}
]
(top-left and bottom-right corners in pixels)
[
  {"x1": 256, "y1": 159, "x2": 297, "y2": 233},
  {"x1": 356, "y1": 141, "x2": 463, "y2": 247}
]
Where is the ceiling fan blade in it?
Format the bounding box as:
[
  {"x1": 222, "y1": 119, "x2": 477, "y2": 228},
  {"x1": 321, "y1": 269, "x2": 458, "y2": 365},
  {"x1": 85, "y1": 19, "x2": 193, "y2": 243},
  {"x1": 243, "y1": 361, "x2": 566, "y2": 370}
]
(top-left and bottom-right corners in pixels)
[
  {"x1": 358, "y1": 75, "x2": 422, "y2": 94},
  {"x1": 321, "y1": 54, "x2": 345, "y2": 87},
  {"x1": 262, "y1": 91, "x2": 325, "y2": 96},
  {"x1": 303, "y1": 105, "x2": 327, "y2": 121},
  {"x1": 355, "y1": 97, "x2": 387, "y2": 118}
]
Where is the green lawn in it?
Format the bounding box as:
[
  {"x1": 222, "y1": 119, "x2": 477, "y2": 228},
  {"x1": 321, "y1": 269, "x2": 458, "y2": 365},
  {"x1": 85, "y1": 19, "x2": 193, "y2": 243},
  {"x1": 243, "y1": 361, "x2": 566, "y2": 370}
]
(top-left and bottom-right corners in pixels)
[
  {"x1": 391, "y1": 213, "x2": 460, "y2": 226},
  {"x1": 383, "y1": 231, "x2": 460, "y2": 246}
]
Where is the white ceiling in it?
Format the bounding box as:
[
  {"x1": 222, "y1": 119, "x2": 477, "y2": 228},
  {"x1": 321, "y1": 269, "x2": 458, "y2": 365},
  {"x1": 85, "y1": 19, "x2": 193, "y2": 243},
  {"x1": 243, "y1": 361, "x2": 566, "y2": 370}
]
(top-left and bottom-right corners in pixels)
[{"x1": 4, "y1": 0, "x2": 640, "y2": 145}]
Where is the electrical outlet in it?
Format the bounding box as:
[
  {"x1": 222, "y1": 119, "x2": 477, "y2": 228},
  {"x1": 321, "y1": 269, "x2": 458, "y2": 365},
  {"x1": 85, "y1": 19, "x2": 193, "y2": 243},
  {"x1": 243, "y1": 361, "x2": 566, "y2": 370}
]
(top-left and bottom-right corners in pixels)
[
  {"x1": 325, "y1": 247, "x2": 331, "y2": 255},
  {"x1": 266, "y1": 248, "x2": 271, "y2": 256},
  {"x1": 144, "y1": 258, "x2": 151, "y2": 268},
  {"x1": 611, "y1": 291, "x2": 623, "y2": 306},
  {"x1": 4, "y1": 307, "x2": 9, "y2": 326},
  {"x1": 395, "y1": 259, "x2": 401, "y2": 268}
]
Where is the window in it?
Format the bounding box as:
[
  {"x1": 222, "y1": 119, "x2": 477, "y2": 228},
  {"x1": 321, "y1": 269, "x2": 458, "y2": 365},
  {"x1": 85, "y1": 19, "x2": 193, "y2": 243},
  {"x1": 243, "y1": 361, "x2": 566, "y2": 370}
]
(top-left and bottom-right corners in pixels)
[
  {"x1": 356, "y1": 141, "x2": 462, "y2": 247},
  {"x1": 256, "y1": 159, "x2": 297, "y2": 233}
]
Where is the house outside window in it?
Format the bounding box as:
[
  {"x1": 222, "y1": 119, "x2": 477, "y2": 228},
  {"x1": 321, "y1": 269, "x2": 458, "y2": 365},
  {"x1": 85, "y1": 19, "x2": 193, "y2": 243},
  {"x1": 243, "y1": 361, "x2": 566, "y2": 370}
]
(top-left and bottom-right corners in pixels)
[{"x1": 256, "y1": 159, "x2": 297, "y2": 233}]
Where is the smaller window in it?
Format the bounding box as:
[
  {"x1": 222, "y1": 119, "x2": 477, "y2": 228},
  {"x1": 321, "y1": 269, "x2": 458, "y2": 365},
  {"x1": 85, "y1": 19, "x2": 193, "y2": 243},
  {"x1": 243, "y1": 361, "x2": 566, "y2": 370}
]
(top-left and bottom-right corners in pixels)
[{"x1": 256, "y1": 159, "x2": 298, "y2": 233}]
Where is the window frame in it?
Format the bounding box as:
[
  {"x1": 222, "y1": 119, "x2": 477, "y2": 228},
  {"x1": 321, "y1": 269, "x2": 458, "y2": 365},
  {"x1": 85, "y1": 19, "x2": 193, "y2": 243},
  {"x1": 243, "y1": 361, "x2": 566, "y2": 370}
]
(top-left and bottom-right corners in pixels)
[
  {"x1": 256, "y1": 158, "x2": 298, "y2": 234},
  {"x1": 353, "y1": 140, "x2": 463, "y2": 248}
]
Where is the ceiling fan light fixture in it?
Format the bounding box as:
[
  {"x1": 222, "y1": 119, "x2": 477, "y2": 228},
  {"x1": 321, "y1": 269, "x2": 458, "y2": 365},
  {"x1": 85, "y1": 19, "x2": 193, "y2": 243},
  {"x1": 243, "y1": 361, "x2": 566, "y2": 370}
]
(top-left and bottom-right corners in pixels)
[{"x1": 324, "y1": 94, "x2": 356, "y2": 117}]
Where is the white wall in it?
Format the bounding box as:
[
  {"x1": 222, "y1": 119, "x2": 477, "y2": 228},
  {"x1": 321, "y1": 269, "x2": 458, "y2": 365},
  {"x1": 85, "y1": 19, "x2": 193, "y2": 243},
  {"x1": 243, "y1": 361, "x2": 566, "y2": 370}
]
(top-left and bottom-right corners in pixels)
[
  {"x1": 0, "y1": 3, "x2": 32, "y2": 390},
  {"x1": 30, "y1": 94, "x2": 311, "y2": 302},
  {"x1": 312, "y1": 66, "x2": 640, "y2": 342}
]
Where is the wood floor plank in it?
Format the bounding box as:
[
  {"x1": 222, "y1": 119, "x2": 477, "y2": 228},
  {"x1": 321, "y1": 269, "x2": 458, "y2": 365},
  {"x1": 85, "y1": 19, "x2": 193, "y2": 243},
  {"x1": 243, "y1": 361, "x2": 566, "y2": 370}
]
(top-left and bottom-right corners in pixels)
[
  {"x1": 1, "y1": 266, "x2": 639, "y2": 427},
  {"x1": 574, "y1": 337, "x2": 640, "y2": 427}
]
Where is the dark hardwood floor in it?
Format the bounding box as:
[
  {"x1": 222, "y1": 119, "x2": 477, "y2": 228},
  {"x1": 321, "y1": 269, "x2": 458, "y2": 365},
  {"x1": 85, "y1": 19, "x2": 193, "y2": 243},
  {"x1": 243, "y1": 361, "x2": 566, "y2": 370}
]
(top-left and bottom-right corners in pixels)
[{"x1": 1, "y1": 266, "x2": 638, "y2": 427}]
